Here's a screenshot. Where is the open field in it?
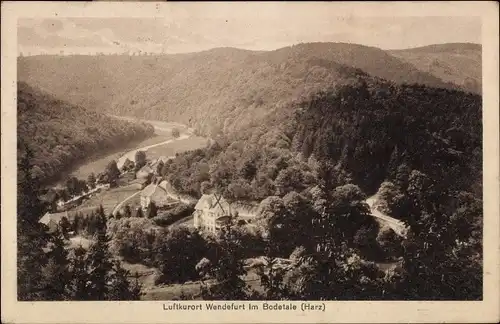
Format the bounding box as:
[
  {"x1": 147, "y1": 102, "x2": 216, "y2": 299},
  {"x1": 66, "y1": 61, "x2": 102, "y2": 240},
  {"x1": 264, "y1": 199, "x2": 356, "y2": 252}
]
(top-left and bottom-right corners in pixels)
[
  {"x1": 76, "y1": 184, "x2": 142, "y2": 216},
  {"x1": 59, "y1": 134, "x2": 171, "y2": 183},
  {"x1": 108, "y1": 116, "x2": 190, "y2": 137},
  {"x1": 55, "y1": 117, "x2": 197, "y2": 185},
  {"x1": 145, "y1": 136, "x2": 208, "y2": 160},
  {"x1": 120, "y1": 260, "x2": 159, "y2": 289}
]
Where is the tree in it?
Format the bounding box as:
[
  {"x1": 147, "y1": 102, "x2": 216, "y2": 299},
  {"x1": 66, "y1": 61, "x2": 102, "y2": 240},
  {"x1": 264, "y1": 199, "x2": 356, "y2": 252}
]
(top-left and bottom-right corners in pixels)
[
  {"x1": 146, "y1": 202, "x2": 158, "y2": 218},
  {"x1": 40, "y1": 229, "x2": 71, "y2": 300},
  {"x1": 156, "y1": 160, "x2": 165, "y2": 175},
  {"x1": 201, "y1": 220, "x2": 250, "y2": 300},
  {"x1": 66, "y1": 246, "x2": 89, "y2": 300},
  {"x1": 106, "y1": 160, "x2": 121, "y2": 186},
  {"x1": 136, "y1": 207, "x2": 145, "y2": 218},
  {"x1": 17, "y1": 141, "x2": 49, "y2": 301},
  {"x1": 66, "y1": 177, "x2": 81, "y2": 197},
  {"x1": 134, "y1": 150, "x2": 147, "y2": 171},
  {"x1": 87, "y1": 173, "x2": 97, "y2": 189},
  {"x1": 256, "y1": 243, "x2": 292, "y2": 300},
  {"x1": 153, "y1": 226, "x2": 207, "y2": 284},
  {"x1": 274, "y1": 166, "x2": 305, "y2": 196},
  {"x1": 108, "y1": 261, "x2": 142, "y2": 300},
  {"x1": 59, "y1": 216, "x2": 72, "y2": 238},
  {"x1": 172, "y1": 128, "x2": 180, "y2": 138},
  {"x1": 85, "y1": 212, "x2": 113, "y2": 300},
  {"x1": 124, "y1": 205, "x2": 132, "y2": 218}
]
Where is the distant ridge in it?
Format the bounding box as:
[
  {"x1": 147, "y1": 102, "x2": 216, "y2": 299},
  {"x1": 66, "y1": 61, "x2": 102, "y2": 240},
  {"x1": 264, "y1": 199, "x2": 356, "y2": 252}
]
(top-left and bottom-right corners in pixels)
[
  {"x1": 388, "y1": 42, "x2": 481, "y2": 94},
  {"x1": 18, "y1": 41, "x2": 480, "y2": 136},
  {"x1": 389, "y1": 42, "x2": 481, "y2": 53}
]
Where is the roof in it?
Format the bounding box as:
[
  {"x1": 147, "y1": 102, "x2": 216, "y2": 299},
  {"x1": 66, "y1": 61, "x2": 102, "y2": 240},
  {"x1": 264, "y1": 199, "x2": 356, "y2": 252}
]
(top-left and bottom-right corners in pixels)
[
  {"x1": 194, "y1": 194, "x2": 233, "y2": 217},
  {"x1": 136, "y1": 165, "x2": 153, "y2": 178},
  {"x1": 40, "y1": 190, "x2": 58, "y2": 203},
  {"x1": 215, "y1": 215, "x2": 232, "y2": 224},
  {"x1": 39, "y1": 206, "x2": 100, "y2": 225},
  {"x1": 39, "y1": 211, "x2": 70, "y2": 225},
  {"x1": 117, "y1": 157, "x2": 132, "y2": 170},
  {"x1": 194, "y1": 194, "x2": 259, "y2": 218}
]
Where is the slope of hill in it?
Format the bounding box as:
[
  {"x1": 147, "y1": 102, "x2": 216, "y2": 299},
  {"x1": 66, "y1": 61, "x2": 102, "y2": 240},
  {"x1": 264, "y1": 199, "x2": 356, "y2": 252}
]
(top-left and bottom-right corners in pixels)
[
  {"x1": 17, "y1": 81, "x2": 155, "y2": 184},
  {"x1": 159, "y1": 73, "x2": 481, "y2": 202},
  {"x1": 18, "y1": 42, "x2": 464, "y2": 137},
  {"x1": 389, "y1": 43, "x2": 481, "y2": 94}
]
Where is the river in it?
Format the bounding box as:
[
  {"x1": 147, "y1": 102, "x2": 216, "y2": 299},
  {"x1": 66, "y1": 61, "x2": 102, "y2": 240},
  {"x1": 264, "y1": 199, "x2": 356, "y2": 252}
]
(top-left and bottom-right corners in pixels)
[{"x1": 53, "y1": 117, "x2": 204, "y2": 186}]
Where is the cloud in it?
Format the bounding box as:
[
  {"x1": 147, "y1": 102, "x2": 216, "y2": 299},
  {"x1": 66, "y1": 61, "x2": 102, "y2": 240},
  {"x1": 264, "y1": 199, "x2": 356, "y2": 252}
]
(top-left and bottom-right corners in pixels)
[{"x1": 17, "y1": 14, "x2": 481, "y2": 55}]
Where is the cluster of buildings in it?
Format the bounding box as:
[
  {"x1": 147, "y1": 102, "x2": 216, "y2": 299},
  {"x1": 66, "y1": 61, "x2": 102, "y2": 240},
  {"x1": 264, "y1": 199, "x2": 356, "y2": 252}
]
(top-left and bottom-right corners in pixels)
[{"x1": 40, "y1": 152, "x2": 261, "y2": 236}]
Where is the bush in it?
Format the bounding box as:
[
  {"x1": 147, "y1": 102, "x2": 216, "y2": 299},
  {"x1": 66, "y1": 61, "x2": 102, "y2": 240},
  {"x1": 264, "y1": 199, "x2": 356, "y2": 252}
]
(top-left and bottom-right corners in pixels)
[{"x1": 152, "y1": 204, "x2": 194, "y2": 227}]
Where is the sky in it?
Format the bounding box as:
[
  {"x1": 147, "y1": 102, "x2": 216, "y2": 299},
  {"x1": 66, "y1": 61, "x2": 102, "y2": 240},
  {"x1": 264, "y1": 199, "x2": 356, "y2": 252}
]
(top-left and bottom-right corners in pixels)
[{"x1": 17, "y1": 3, "x2": 482, "y2": 56}]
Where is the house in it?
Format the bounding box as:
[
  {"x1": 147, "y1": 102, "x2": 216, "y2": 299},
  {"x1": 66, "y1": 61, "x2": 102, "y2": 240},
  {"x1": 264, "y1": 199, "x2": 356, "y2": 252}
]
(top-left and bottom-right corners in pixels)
[
  {"x1": 193, "y1": 194, "x2": 259, "y2": 234},
  {"x1": 39, "y1": 212, "x2": 64, "y2": 233},
  {"x1": 140, "y1": 182, "x2": 178, "y2": 211},
  {"x1": 40, "y1": 205, "x2": 106, "y2": 233},
  {"x1": 136, "y1": 165, "x2": 154, "y2": 180},
  {"x1": 118, "y1": 158, "x2": 134, "y2": 172},
  {"x1": 39, "y1": 211, "x2": 76, "y2": 233}
]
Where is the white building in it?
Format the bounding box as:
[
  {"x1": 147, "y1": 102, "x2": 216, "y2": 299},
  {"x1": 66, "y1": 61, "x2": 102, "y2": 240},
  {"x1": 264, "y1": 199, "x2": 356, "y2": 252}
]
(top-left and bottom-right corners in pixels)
[{"x1": 193, "y1": 194, "x2": 259, "y2": 234}]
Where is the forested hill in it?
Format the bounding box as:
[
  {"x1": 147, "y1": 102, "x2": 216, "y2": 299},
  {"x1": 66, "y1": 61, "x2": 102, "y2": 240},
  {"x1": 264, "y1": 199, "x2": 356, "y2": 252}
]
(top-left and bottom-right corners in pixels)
[
  {"x1": 389, "y1": 43, "x2": 481, "y2": 94},
  {"x1": 159, "y1": 74, "x2": 481, "y2": 202},
  {"x1": 287, "y1": 79, "x2": 482, "y2": 194},
  {"x1": 17, "y1": 81, "x2": 155, "y2": 184},
  {"x1": 17, "y1": 42, "x2": 475, "y2": 137}
]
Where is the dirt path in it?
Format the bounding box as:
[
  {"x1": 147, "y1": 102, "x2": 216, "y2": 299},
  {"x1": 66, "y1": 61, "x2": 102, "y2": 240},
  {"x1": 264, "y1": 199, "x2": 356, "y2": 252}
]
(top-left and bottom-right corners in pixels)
[{"x1": 112, "y1": 190, "x2": 142, "y2": 216}]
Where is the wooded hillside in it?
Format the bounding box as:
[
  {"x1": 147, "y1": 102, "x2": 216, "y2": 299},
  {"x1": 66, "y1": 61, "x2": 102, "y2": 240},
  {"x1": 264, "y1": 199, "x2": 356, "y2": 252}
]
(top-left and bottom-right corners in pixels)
[
  {"x1": 18, "y1": 42, "x2": 478, "y2": 138},
  {"x1": 17, "y1": 81, "x2": 155, "y2": 184}
]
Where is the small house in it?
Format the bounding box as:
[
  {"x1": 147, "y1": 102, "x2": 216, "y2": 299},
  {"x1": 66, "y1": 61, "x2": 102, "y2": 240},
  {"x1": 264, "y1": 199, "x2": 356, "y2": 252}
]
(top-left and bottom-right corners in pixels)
[
  {"x1": 39, "y1": 211, "x2": 77, "y2": 233},
  {"x1": 136, "y1": 165, "x2": 154, "y2": 180},
  {"x1": 140, "y1": 183, "x2": 177, "y2": 211}
]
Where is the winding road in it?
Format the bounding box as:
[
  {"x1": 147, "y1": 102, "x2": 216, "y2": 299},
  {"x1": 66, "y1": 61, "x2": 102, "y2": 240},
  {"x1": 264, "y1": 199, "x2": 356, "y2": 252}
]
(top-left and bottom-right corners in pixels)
[{"x1": 366, "y1": 195, "x2": 409, "y2": 238}]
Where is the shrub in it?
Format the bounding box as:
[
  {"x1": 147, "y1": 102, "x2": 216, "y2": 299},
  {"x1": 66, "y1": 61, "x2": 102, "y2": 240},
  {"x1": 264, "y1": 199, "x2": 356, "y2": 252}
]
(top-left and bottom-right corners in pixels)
[{"x1": 152, "y1": 204, "x2": 194, "y2": 227}]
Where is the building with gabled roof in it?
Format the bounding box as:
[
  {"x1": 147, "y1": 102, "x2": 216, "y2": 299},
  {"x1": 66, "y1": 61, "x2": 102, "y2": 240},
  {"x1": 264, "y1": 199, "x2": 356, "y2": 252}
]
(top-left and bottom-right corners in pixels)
[
  {"x1": 136, "y1": 164, "x2": 154, "y2": 180},
  {"x1": 193, "y1": 194, "x2": 259, "y2": 234},
  {"x1": 140, "y1": 182, "x2": 178, "y2": 211}
]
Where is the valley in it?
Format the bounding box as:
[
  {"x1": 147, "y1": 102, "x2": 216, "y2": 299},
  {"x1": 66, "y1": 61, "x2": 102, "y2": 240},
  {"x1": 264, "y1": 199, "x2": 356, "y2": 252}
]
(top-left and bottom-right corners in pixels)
[{"x1": 17, "y1": 41, "x2": 483, "y2": 302}]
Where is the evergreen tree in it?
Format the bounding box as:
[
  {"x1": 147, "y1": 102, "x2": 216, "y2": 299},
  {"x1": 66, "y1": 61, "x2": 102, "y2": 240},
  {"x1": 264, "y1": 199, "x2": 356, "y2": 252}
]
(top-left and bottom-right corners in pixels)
[
  {"x1": 106, "y1": 160, "x2": 121, "y2": 186},
  {"x1": 85, "y1": 210, "x2": 113, "y2": 300},
  {"x1": 87, "y1": 172, "x2": 97, "y2": 189},
  {"x1": 108, "y1": 262, "x2": 142, "y2": 300},
  {"x1": 40, "y1": 229, "x2": 71, "y2": 300},
  {"x1": 136, "y1": 207, "x2": 145, "y2": 218},
  {"x1": 146, "y1": 202, "x2": 158, "y2": 218},
  {"x1": 124, "y1": 205, "x2": 132, "y2": 218},
  {"x1": 17, "y1": 141, "x2": 49, "y2": 301},
  {"x1": 67, "y1": 246, "x2": 90, "y2": 300},
  {"x1": 257, "y1": 246, "x2": 291, "y2": 300},
  {"x1": 134, "y1": 151, "x2": 147, "y2": 171},
  {"x1": 156, "y1": 160, "x2": 165, "y2": 176},
  {"x1": 201, "y1": 220, "x2": 250, "y2": 300}
]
